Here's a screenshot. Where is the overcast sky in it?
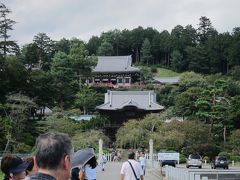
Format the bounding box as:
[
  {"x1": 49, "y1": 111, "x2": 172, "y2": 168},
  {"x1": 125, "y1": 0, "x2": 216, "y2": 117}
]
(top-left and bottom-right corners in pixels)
[{"x1": 2, "y1": 0, "x2": 240, "y2": 46}]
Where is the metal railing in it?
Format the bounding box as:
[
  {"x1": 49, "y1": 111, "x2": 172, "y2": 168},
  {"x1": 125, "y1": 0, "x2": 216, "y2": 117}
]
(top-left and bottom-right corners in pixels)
[{"x1": 165, "y1": 165, "x2": 240, "y2": 180}]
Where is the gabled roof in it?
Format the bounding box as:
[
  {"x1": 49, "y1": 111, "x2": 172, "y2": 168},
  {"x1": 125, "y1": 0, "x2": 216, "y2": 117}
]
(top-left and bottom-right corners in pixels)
[
  {"x1": 93, "y1": 55, "x2": 139, "y2": 73},
  {"x1": 96, "y1": 91, "x2": 164, "y2": 111}
]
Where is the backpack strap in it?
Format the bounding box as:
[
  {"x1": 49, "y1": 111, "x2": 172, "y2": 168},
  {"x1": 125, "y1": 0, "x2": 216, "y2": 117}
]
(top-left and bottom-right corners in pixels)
[{"x1": 127, "y1": 161, "x2": 139, "y2": 180}]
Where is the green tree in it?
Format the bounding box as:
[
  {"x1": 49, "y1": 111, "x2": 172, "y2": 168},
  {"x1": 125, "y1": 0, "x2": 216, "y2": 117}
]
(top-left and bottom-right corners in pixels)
[
  {"x1": 229, "y1": 95, "x2": 240, "y2": 129},
  {"x1": 97, "y1": 40, "x2": 113, "y2": 56},
  {"x1": 55, "y1": 38, "x2": 71, "y2": 54},
  {"x1": 186, "y1": 45, "x2": 210, "y2": 73},
  {"x1": 72, "y1": 130, "x2": 110, "y2": 150},
  {"x1": 171, "y1": 25, "x2": 185, "y2": 52},
  {"x1": 33, "y1": 33, "x2": 55, "y2": 70},
  {"x1": 139, "y1": 66, "x2": 153, "y2": 84},
  {"x1": 0, "y1": 3, "x2": 19, "y2": 57},
  {"x1": 0, "y1": 56, "x2": 28, "y2": 102},
  {"x1": 195, "y1": 79, "x2": 231, "y2": 141},
  {"x1": 26, "y1": 70, "x2": 55, "y2": 107},
  {"x1": 174, "y1": 87, "x2": 203, "y2": 119},
  {"x1": 75, "y1": 85, "x2": 102, "y2": 114},
  {"x1": 178, "y1": 71, "x2": 207, "y2": 91},
  {"x1": 39, "y1": 111, "x2": 80, "y2": 137},
  {"x1": 154, "y1": 120, "x2": 214, "y2": 155},
  {"x1": 205, "y1": 32, "x2": 231, "y2": 74},
  {"x1": 228, "y1": 27, "x2": 240, "y2": 68},
  {"x1": 159, "y1": 30, "x2": 172, "y2": 67},
  {"x1": 229, "y1": 129, "x2": 240, "y2": 155},
  {"x1": 151, "y1": 125, "x2": 185, "y2": 151},
  {"x1": 156, "y1": 84, "x2": 178, "y2": 107},
  {"x1": 20, "y1": 43, "x2": 39, "y2": 65},
  {"x1": 141, "y1": 38, "x2": 153, "y2": 65},
  {"x1": 101, "y1": 29, "x2": 124, "y2": 56},
  {"x1": 69, "y1": 43, "x2": 97, "y2": 86},
  {"x1": 197, "y1": 16, "x2": 216, "y2": 44},
  {"x1": 130, "y1": 26, "x2": 145, "y2": 63},
  {"x1": 87, "y1": 36, "x2": 101, "y2": 55},
  {"x1": 229, "y1": 65, "x2": 240, "y2": 80},
  {"x1": 51, "y1": 51, "x2": 78, "y2": 110},
  {"x1": 116, "y1": 119, "x2": 146, "y2": 149},
  {"x1": 151, "y1": 33, "x2": 161, "y2": 64},
  {"x1": 170, "y1": 50, "x2": 184, "y2": 72},
  {"x1": 4, "y1": 93, "x2": 37, "y2": 152}
]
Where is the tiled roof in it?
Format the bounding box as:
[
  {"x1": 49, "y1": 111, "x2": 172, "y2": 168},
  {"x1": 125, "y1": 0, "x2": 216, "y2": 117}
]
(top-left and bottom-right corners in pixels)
[
  {"x1": 93, "y1": 55, "x2": 139, "y2": 73},
  {"x1": 96, "y1": 91, "x2": 164, "y2": 111}
]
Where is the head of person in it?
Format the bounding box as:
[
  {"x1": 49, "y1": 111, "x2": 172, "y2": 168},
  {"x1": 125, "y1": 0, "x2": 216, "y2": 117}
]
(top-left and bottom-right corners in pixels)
[
  {"x1": 1, "y1": 154, "x2": 29, "y2": 180},
  {"x1": 128, "y1": 152, "x2": 135, "y2": 160},
  {"x1": 86, "y1": 156, "x2": 97, "y2": 169},
  {"x1": 23, "y1": 157, "x2": 38, "y2": 176},
  {"x1": 70, "y1": 167, "x2": 80, "y2": 180},
  {"x1": 35, "y1": 132, "x2": 73, "y2": 180}
]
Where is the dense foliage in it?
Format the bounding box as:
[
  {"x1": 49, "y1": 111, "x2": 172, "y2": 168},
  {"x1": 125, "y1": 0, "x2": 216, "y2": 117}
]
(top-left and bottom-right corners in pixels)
[{"x1": 0, "y1": 2, "x2": 240, "y2": 156}]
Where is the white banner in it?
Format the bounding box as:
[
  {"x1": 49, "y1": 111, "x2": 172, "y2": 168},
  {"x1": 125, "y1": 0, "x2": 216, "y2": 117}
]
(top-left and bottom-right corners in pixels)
[{"x1": 158, "y1": 152, "x2": 180, "y2": 161}]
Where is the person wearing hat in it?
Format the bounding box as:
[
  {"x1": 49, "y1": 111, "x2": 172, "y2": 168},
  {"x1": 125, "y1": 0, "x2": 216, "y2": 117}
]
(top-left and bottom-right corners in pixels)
[
  {"x1": 30, "y1": 132, "x2": 73, "y2": 180},
  {"x1": 1, "y1": 154, "x2": 29, "y2": 180},
  {"x1": 23, "y1": 157, "x2": 38, "y2": 180},
  {"x1": 120, "y1": 152, "x2": 144, "y2": 180}
]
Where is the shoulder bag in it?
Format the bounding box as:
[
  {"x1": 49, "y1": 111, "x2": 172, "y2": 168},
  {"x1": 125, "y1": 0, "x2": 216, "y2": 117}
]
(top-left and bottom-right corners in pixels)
[{"x1": 127, "y1": 161, "x2": 140, "y2": 180}]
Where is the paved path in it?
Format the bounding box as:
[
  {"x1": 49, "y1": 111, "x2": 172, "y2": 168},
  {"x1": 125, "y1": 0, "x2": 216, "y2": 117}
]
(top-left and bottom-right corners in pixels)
[{"x1": 97, "y1": 162, "x2": 161, "y2": 180}]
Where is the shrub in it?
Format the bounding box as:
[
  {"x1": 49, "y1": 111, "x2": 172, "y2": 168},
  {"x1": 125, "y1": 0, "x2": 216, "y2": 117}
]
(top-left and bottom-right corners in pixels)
[
  {"x1": 203, "y1": 156, "x2": 210, "y2": 163},
  {"x1": 179, "y1": 154, "x2": 186, "y2": 164},
  {"x1": 151, "y1": 66, "x2": 158, "y2": 73},
  {"x1": 218, "y1": 152, "x2": 231, "y2": 160},
  {"x1": 230, "y1": 155, "x2": 240, "y2": 162}
]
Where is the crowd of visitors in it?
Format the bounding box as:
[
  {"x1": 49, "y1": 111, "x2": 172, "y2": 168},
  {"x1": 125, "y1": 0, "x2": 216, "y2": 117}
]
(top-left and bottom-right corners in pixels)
[{"x1": 1, "y1": 132, "x2": 147, "y2": 180}]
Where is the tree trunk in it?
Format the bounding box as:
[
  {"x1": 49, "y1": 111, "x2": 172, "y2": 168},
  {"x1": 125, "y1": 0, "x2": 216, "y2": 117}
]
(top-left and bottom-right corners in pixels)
[
  {"x1": 209, "y1": 119, "x2": 213, "y2": 138},
  {"x1": 223, "y1": 125, "x2": 226, "y2": 143},
  {"x1": 136, "y1": 48, "x2": 139, "y2": 63},
  {"x1": 60, "y1": 99, "x2": 64, "y2": 111},
  {"x1": 116, "y1": 45, "x2": 119, "y2": 56},
  {"x1": 165, "y1": 53, "x2": 167, "y2": 66},
  {"x1": 79, "y1": 70, "x2": 82, "y2": 87},
  {"x1": 4, "y1": 138, "x2": 10, "y2": 153}
]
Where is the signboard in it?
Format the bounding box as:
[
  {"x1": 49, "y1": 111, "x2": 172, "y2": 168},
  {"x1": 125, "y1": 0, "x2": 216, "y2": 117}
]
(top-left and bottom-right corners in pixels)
[{"x1": 158, "y1": 152, "x2": 180, "y2": 161}]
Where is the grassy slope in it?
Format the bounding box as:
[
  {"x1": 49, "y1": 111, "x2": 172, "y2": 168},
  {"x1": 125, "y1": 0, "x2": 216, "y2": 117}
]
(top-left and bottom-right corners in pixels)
[
  {"x1": 154, "y1": 68, "x2": 180, "y2": 77},
  {"x1": 0, "y1": 171, "x2": 3, "y2": 179}
]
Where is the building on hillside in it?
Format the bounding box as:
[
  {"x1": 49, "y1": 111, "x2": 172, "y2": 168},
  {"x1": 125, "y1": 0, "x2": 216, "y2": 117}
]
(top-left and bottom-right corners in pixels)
[
  {"x1": 85, "y1": 55, "x2": 140, "y2": 87},
  {"x1": 96, "y1": 90, "x2": 164, "y2": 140}
]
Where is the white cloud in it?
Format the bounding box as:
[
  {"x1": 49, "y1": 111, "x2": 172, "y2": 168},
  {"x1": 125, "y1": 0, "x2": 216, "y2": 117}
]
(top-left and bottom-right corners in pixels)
[{"x1": 1, "y1": 0, "x2": 240, "y2": 45}]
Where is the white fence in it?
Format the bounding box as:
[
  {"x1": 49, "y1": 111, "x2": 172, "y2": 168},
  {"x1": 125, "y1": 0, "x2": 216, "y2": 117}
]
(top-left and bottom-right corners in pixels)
[{"x1": 165, "y1": 166, "x2": 240, "y2": 180}]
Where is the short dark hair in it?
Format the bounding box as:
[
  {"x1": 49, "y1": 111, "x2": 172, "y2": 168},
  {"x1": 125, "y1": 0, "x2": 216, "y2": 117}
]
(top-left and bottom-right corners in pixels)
[
  {"x1": 86, "y1": 156, "x2": 97, "y2": 169},
  {"x1": 128, "y1": 152, "x2": 135, "y2": 159},
  {"x1": 35, "y1": 132, "x2": 73, "y2": 170},
  {"x1": 71, "y1": 167, "x2": 80, "y2": 180}
]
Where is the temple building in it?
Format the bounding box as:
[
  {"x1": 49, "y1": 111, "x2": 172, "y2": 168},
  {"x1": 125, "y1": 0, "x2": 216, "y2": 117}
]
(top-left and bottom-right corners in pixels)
[
  {"x1": 96, "y1": 90, "x2": 164, "y2": 140},
  {"x1": 90, "y1": 55, "x2": 140, "y2": 87}
]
